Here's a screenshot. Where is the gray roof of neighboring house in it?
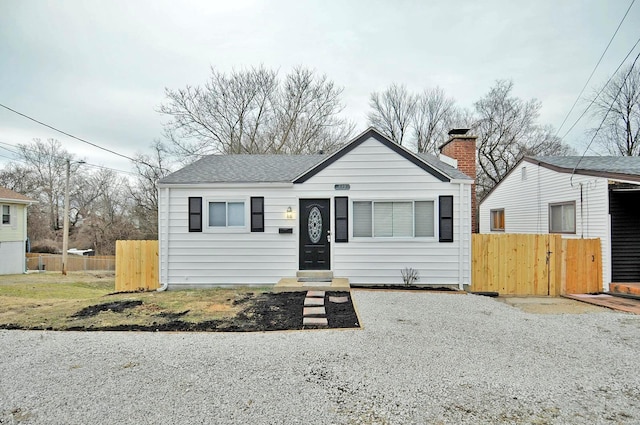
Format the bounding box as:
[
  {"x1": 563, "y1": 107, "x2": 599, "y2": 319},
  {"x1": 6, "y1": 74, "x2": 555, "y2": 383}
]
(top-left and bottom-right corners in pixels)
[
  {"x1": 0, "y1": 186, "x2": 35, "y2": 203},
  {"x1": 527, "y1": 156, "x2": 640, "y2": 179},
  {"x1": 160, "y1": 128, "x2": 475, "y2": 185}
]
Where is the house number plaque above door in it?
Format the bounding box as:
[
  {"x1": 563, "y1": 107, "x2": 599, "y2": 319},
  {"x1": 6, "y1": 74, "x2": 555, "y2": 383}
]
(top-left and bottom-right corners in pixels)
[{"x1": 308, "y1": 206, "x2": 322, "y2": 243}]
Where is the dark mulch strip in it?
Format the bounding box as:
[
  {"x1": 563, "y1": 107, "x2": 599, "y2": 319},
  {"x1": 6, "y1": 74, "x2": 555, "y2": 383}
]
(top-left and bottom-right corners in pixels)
[
  {"x1": 324, "y1": 291, "x2": 359, "y2": 329},
  {"x1": 71, "y1": 300, "x2": 143, "y2": 318},
  {"x1": 0, "y1": 291, "x2": 361, "y2": 332},
  {"x1": 351, "y1": 284, "x2": 460, "y2": 291}
]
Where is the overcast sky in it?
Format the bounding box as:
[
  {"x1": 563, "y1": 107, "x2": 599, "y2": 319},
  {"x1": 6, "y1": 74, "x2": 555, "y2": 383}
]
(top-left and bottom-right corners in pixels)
[{"x1": 1, "y1": 0, "x2": 639, "y2": 173}]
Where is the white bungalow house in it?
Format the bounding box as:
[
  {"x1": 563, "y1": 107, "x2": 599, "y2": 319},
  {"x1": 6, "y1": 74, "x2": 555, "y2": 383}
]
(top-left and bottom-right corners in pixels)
[
  {"x1": 0, "y1": 187, "x2": 36, "y2": 275},
  {"x1": 158, "y1": 128, "x2": 476, "y2": 289},
  {"x1": 479, "y1": 156, "x2": 640, "y2": 291}
]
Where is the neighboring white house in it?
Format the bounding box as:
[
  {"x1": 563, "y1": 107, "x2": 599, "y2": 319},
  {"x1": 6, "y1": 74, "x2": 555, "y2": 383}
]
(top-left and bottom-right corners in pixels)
[
  {"x1": 0, "y1": 187, "x2": 36, "y2": 275},
  {"x1": 158, "y1": 128, "x2": 476, "y2": 289},
  {"x1": 479, "y1": 156, "x2": 640, "y2": 291}
]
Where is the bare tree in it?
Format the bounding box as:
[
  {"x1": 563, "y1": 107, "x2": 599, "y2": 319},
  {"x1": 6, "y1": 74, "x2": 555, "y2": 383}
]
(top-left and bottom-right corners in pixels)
[
  {"x1": 75, "y1": 169, "x2": 141, "y2": 254},
  {"x1": 474, "y1": 80, "x2": 574, "y2": 198},
  {"x1": 591, "y1": 61, "x2": 640, "y2": 156},
  {"x1": 16, "y1": 139, "x2": 77, "y2": 231},
  {"x1": 367, "y1": 84, "x2": 417, "y2": 146},
  {"x1": 160, "y1": 66, "x2": 354, "y2": 158},
  {"x1": 413, "y1": 87, "x2": 457, "y2": 153},
  {"x1": 129, "y1": 140, "x2": 173, "y2": 238}
]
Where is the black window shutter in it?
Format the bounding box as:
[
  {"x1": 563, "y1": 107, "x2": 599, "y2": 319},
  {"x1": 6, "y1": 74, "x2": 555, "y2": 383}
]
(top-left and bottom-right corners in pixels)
[
  {"x1": 188, "y1": 197, "x2": 202, "y2": 232},
  {"x1": 335, "y1": 197, "x2": 348, "y2": 242},
  {"x1": 439, "y1": 195, "x2": 453, "y2": 242},
  {"x1": 251, "y1": 197, "x2": 264, "y2": 232}
]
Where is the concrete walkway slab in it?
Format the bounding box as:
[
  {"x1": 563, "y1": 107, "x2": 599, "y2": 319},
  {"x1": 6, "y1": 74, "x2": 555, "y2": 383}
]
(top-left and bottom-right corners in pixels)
[
  {"x1": 302, "y1": 317, "x2": 328, "y2": 326},
  {"x1": 303, "y1": 306, "x2": 326, "y2": 316},
  {"x1": 304, "y1": 297, "x2": 324, "y2": 307}
]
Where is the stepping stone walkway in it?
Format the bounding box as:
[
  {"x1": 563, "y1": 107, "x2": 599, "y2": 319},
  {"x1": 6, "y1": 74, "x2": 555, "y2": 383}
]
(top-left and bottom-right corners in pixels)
[{"x1": 302, "y1": 291, "x2": 328, "y2": 327}]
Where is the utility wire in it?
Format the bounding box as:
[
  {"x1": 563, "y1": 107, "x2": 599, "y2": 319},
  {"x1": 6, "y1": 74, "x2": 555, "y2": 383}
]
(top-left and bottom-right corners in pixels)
[
  {"x1": 571, "y1": 49, "x2": 640, "y2": 182},
  {"x1": 555, "y1": 0, "x2": 636, "y2": 137},
  {"x1": 0, "y1": 140, "x2": 139, "y2": 176},
  {"x1": 0, "y1": 102, "x2": 159, "y2": 169},
  {"x1": 560, "y1": 35, "x2": 640, "y2": 141}
]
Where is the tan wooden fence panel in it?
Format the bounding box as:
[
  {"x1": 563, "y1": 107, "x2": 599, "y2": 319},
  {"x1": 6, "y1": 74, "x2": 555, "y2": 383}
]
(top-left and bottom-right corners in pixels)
[
  {"x1": 472, "y1": 234, "x2": 599, "y2": 296},
  {"x1": 25, "y1": 253, "x2": 116, "y2": 271},
  {"x1": 563, "y1": 238, "x2": 602, "y2": 294},
  {"x1": 472, "y1": 234, "x2": 558, "y2": 296},
  {"x1": 115, "y1": 240, "x2": 159, "y2": 292}
]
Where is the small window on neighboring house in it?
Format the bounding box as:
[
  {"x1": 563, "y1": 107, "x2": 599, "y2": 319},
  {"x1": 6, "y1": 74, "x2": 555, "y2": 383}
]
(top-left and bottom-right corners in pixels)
[
  {"x1": 250, "y1": 197, "x2": 264, "y2": 232},
  {"x1": 549, "y1": 202, "x2": 575, "y2": 234},
  {"x1": 209, "y1": 201, "x2": 245, "y2": 227},
  {"x1": 522, "y1": 167, "x2": 527, "y2": 181},
  {"x1": 490, "y1": 209, "x2": 505, "y2": 231},
  {"x1": 2, "y1": 205, "x2": 11, "y2": 225}
]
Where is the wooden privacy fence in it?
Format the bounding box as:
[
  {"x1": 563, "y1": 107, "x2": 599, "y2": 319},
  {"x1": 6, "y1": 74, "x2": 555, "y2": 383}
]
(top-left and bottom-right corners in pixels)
[
  {"x1": 26, "y1": 253, "x2": 116, "y2": 272},
  {"x1": 115, "y1": 240, "x2": 159, "y2": 292},
  {"x1": 472, "y1": 234, "x2": 602, "y2": 296}
]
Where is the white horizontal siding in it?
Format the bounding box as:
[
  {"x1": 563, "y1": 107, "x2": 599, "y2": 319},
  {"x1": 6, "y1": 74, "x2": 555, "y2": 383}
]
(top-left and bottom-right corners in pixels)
[
  {"x1": 0, "y1": 240, "x2": 25, "y2": 275},
  {"x1": 479, "y1": 160, "x2": 610, "y2": 288},
  {"x1": 159, "y1": 137, "x2": 472, "y2": 287}
]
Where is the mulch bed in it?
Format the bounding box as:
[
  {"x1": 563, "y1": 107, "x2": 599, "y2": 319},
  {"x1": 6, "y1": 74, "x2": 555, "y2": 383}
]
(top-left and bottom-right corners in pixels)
[
  {"x1": 351, "y1": 284, "x2": 461, "y2": 291},
  {"x1": 0, "y1": 291, "x2": 360, "y2": 332}
]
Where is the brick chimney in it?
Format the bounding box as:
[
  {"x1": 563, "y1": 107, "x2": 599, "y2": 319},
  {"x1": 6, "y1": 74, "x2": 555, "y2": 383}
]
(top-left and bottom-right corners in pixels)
[{"x1": 439, "y1": 129, "x2": 477, "y2": 233}]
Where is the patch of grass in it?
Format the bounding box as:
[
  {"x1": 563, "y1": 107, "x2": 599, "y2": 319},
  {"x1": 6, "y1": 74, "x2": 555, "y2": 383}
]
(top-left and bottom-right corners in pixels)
[{"x1": 0, "y1": 272, "x2": 270, "y2": 330}]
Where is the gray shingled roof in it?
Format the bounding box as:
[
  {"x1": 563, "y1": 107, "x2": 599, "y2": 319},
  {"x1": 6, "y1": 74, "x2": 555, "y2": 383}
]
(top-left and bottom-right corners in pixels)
[
  {"x1": 529, "y1": 156, "x2": 640, "y2": 177},
  {"x1": 160, "y1": 150, "x2": 473, "y2": 184},
  {"x1": 416, "y1": 153, "x2": 473, "y2": 180},
  {"x1": 160, "y1": 155, "x2": 327, "y2": 184}
]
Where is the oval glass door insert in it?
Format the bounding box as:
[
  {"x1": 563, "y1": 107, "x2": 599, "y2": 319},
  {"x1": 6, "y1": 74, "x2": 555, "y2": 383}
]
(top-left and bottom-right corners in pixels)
[{"x1": 308, "y1": 206, "x2": 322, "y2": 243}]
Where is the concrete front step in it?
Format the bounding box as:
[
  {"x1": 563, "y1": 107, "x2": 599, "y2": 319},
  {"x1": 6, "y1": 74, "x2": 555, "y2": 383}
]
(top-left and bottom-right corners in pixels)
[
  {"x1": 296, "y1": 270, "x2": 333, "y2": 279},
  {"x1": 274, "y1": 277, "x2": 350, "y2": 293}
]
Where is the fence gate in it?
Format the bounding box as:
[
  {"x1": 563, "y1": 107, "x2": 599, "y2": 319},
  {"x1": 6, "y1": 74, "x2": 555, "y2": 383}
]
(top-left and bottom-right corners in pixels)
[
  {"x1": 563, "y1": 238, "x2": 602, "y2": 294},
  {"x1": 115, "y1": 240, "x2": 159, "y2": 292}
]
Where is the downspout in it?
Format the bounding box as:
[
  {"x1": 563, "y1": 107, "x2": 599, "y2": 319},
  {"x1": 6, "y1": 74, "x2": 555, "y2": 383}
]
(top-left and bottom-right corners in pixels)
[
  {"x1": 157, "y1": 186, "x2": 169, "y2": 292},
  {"x1": 580, "y1": 183, "x2": 584, "y2": 239},
  {"x1": 458, "y1": 182, "x2": 464, "y2": 291}
]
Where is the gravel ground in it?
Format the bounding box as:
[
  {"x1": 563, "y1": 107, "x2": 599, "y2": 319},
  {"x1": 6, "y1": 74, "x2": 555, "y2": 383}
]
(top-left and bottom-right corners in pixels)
[{"x1": 1, "y1": 291, "x2": 639, "y2": 425}]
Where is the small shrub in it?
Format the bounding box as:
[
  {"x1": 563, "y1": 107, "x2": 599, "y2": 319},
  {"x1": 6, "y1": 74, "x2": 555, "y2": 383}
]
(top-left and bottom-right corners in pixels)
[
  {"x1": 30, "y1": 239, "x2": 60, "y2": 254},
  {"x1": 401, "y1": 267, "x2": 420, "y2": 286}
]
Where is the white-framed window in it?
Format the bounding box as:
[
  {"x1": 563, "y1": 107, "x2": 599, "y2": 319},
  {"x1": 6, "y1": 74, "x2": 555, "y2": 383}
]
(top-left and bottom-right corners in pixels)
[
  {"x1": 490, "y1": 209, "x2": 505, "y2": 231},
  {"x1": 207, "y1": 200, "x2": 246, "y2": 229},
  {"x1": 549, "y1": 201, "x2": 575, "y2": 234},
  {"x1": 1, "y1": 205, "x2": 10, "y2": 225},
  {"x1": 353, "y1": 200, "x2": 435, "y2": 238}
]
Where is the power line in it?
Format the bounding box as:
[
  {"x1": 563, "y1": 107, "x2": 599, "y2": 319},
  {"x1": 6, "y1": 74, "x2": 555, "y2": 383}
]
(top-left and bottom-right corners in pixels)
[
  {"x1": 0, "y1": 102, "x2": 159, "y2": 170},
  {"x1": 560, "y1": 35, "x2": 640, "y2": 141},
  {"x1": 0, "y1": 140, "x2": 139, "y2": 176},
  {"x1": 571, "y1": 49, "x2": 640, "y2": 182},
  {"x1": 555, "y1": 0, "x2": 636, "y2": 137}
]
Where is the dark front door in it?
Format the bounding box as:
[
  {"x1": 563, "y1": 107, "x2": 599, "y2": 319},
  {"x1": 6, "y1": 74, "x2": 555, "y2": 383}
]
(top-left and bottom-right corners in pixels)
[{"x1": 299, "y1": 199, "x2": 330, "y2": 270}]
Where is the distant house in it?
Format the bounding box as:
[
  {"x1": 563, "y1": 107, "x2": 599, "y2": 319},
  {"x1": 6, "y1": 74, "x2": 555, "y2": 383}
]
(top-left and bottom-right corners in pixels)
[
  {"x1": 479, "y1": 156, "x2": 640, "y2": 291},
  {"x1": 0, "y1": 187, "x2": 36, "y2": 275},
  {"x1": 157, "y1": 128, "x2": 477, "y2": 289}
]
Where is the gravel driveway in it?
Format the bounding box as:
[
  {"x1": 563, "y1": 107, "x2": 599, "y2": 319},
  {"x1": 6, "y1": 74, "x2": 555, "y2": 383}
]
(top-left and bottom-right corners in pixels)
[{"x1": 1, "y1": 291, "x2": 639, "y2": 424}]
